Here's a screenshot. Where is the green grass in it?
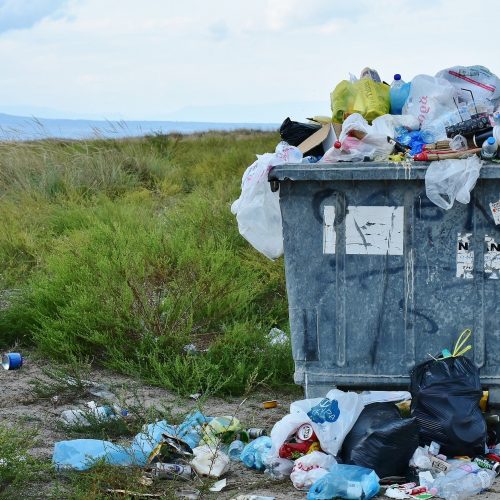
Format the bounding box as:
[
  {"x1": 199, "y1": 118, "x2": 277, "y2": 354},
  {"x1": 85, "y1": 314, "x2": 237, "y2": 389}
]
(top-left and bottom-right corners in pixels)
[
  {"x1": 0, "y1": 131, "x2": 294, "y2": 396},
  {"x1": 0, "y1": 425, "x2": 52, "y2": 498}
]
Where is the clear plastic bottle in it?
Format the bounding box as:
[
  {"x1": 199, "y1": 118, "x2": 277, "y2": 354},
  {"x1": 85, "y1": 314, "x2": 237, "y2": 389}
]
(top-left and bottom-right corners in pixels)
[
  {"x1": 481, "y1": 136, "x2": 498, "y2": 160},
  {"x1": 433, "y1": 469, "x2": 495, "y2": 500},
  {"x1": 390, "y1": 74, "x2": 411, "y2": 115}
]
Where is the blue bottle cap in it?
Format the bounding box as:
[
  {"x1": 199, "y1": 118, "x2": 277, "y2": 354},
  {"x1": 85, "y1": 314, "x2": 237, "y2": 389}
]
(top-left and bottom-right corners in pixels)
[
  {"x1": 487, "y1": 137, "x2": 496, "y2": 145},
  {"x1": 394, "y1": 74, "x2": 401, "y2": 81}
]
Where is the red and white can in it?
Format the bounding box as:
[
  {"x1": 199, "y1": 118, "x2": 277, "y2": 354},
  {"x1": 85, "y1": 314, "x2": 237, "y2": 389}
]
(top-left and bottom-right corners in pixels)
[{"x1": 296, "y1": 423, "x2": 316, "y2": 442}]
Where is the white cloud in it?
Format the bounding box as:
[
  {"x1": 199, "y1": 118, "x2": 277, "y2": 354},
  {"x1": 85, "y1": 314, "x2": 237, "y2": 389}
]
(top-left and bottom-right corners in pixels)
[{"x1": 0, "y1": 0, "x2": 498, "y2": 122}]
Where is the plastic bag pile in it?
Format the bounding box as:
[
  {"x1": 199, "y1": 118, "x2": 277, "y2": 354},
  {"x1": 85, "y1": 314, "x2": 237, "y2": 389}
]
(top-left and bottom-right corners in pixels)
[{"x1": 232, "y1": 65, "x2": 500, "y2": 259}]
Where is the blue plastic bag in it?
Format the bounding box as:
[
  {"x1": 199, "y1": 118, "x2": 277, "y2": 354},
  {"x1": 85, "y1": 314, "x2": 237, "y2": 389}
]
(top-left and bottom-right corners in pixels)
[
  {"x1": 53, "y1": 412, "x2": 208, "y2": 471},
  {"x1": 307, "y1": 464, "x2": 380, "y2": 500},
  {"x1": 53, "y1": 439, "x2": 133, "y2": 471},
  {"x1": 240, "y1": 436, "x2": 272, "y2": 471}
]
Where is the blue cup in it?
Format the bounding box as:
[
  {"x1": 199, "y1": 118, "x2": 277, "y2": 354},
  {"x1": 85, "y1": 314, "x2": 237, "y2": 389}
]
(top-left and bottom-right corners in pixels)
[{"x1": 2, "y1": 353, "x2": 23, "y2": 370}]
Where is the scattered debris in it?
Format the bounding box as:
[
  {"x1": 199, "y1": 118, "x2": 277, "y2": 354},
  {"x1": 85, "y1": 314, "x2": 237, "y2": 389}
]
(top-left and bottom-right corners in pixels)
[
  {"x1": 262, "y1": 400, "x2": 277, "y2": 409},
  {"x1": 209, "y1": 478, "x2": 227, "y2": 492}
]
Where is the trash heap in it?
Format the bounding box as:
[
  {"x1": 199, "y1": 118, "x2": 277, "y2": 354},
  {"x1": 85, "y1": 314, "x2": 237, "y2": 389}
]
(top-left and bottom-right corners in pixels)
[
  {"x1": 51, "y1": 331, "x2": 500, "y2": 499},
  {"x1": 231, "y1": 65, "x2": 500, "y2": 260}
]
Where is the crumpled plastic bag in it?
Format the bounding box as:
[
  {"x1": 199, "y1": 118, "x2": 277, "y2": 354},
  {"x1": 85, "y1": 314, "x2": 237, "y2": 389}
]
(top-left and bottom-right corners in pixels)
[
  {"x1": 403, "y1": 75, "x2": 458, "y2": 134},
  {"x1": 322, "y1": 113, "x2": 394, "y2": 163},
  {"x1": 307, "y1": 464, "x2": 380, "y2": 500},
  {"x1": 190, "y1": 445, "x2": 230, "y2": 478},
  {"x1": 436, "y1": 65, "x2": 500, "y2": 102},
  {"x1": 53, "y1": 412, "x2": 208, "y2": 470},
  {"x1": 425, "y1": 156, "x2": 482, "y2": 210},
  {"x1": 240, "y1": 436, "x2": 272, "y2": 471},
  {"x1": 331, "y1": 79, "x2": 390, "y2": 124},
  {"x1": 199, "y1": 416, "x2": 241, "y2": 447},
  {"x1": 231, "y1": 141, "x2": 302, "y2": 259},
  {"x1": 53, "y1": 439, "x2": 133, "y2": 471},
  {"x1": 290, "y1": 451, "x2": 337, "y2": 491}
]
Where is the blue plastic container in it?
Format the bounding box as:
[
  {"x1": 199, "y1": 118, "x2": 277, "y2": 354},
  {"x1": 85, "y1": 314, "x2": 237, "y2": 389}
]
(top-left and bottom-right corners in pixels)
[{"x1": 2, "y1": 352, "x2": 23, "y2": 370}]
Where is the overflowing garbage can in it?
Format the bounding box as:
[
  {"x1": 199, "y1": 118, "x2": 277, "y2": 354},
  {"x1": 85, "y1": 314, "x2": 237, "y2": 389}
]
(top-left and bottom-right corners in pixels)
[{"x1": 269, "y1": 161, "x2": 500, "y2": 400}]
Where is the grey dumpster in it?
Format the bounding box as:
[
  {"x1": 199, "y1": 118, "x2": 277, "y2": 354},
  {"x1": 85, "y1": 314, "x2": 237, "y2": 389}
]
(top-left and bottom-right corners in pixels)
[{"x1": 269, "y1": 162, "x2": 500, "y2": 401}]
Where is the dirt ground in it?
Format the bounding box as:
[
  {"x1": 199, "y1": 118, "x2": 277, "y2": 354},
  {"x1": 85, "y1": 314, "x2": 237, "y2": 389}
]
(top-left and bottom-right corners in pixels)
[{"x1": 2, "y1": 354, "x2": 500, "y2": 499}]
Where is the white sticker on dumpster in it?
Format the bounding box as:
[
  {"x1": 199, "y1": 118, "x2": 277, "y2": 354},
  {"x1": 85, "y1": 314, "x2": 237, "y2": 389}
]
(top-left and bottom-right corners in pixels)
[
  {"x1": 323, "y1": 205, "x2": 336, "y2": 254},
  {"x1": 490, "y1": 200, "x2": 500, "y2": 225},
  {"x1": 457, "y1": 233, "x2": 474, "y2": 279},
  {"x1": 345, "y1": 206, "x2": 404, "y2": 255},
  {"x1": 485, "y1": 235, "x2": 500, "y2": 279}
]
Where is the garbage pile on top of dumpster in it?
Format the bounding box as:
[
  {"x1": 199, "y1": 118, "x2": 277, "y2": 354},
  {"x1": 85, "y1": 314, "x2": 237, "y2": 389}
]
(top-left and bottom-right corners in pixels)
[
  {"x1": 231, "y1": 65, "x2": 500, "y2": 260},
  {"x1": 284, "y1": 65, "x2": 500, "y2": 165},
  {"x1": 51, "y1": 332, "x2": 500, "y2": 499}
]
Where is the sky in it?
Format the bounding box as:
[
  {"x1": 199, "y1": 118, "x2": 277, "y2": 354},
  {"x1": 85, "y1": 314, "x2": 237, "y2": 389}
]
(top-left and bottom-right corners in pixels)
[{"x1": 0, "y1": 0, "x2": 499, "y2": 123}]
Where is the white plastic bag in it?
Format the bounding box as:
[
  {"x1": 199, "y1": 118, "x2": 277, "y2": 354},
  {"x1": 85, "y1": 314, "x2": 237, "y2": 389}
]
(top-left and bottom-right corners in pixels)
[
  {"x1": 290, "y1": 451, "x2": 337, "y2": 491},
  {"x1": 436, "y1": 65, "x2": 500, "y2": 102},
  {"x1": 190, "y1": 445, "x2": 230, "y2": 478},
  {"x1": 231, "y1": 141, "x2": 302, "y2": 259},
  {"x1": 322, "y1": 113, "x2": 393, "y2": 163},
  {"x1": 425, "y1": 156, "x2": 482, "y2": 210},
  {"x1": 403, "y1": 75, "x2": 458, "y2": 133},
  {"x1": 290, "y1": 389, "x2": 364, "y2": 456}
]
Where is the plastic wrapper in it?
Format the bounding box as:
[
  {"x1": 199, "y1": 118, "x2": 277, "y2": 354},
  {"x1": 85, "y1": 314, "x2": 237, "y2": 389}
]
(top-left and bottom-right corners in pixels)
[
  {"x1": 240, "y1": 436, "x2": 272, "y2": 471},
  {"x1": 341, "y1": 402, "x2": 419, "y2": 479},
  {"x1": 410, "y1": 356, "x2": 487, "y2": 457},
  {"x1": 425, "y1": 156, "x2": 482, "y2": 210},
  {"x1": 322, "y1": 113, "x2": 394, "y2": 163},
  {"x1": 403, "y1": 75, "x2": 458, "y2": 134},
  {"x1": 290, "y1": 451, "x2": 337, "y2": 491},
  {"x1": 436, "y1": 65, "x2": 500, "y2": 103}
]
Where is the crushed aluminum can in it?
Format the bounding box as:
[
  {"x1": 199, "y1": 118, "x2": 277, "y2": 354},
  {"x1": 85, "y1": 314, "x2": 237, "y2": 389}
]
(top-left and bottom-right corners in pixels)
[{"x1": 151, "y1": 463, "x2": 192, "y2": 480}]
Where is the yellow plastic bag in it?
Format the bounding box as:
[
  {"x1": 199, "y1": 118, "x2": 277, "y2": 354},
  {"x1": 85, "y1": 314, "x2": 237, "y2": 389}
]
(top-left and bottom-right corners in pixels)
[{"x1": 331, "y1": 79, "x2": 390, "y2": 124}]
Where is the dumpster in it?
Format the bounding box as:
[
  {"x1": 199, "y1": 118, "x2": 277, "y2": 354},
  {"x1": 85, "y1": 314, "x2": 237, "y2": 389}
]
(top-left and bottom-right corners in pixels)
[{"x1": 269, "y1": 162, "x2": 500, "y2": 401}]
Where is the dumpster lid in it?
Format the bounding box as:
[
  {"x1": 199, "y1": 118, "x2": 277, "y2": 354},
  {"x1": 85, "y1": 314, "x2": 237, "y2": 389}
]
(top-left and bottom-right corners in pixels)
[{"x1": 269, "y1": 162, "x2": 500, "y2": 182}]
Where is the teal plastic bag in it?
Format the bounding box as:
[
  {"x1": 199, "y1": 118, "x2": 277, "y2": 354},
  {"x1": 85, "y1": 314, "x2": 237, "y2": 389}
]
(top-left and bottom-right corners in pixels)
[{"x1": 307, "y1": 463, "x2": 380, "y2": 500}]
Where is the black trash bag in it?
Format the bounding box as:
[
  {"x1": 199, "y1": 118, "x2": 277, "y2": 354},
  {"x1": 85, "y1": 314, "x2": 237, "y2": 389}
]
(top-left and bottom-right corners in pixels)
[
  {"x1": 279, "y1": 117, "x2": 324, "y2": 157},
  {"x1": 410, "y1": 356, "x2": 486, "y2": 457},
  {"x1": 341, "y1": 402, "x2": 419, "y2": 479}
]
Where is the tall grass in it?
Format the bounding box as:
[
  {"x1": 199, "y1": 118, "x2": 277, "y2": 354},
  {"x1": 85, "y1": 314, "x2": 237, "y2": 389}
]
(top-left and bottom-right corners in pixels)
[{"x1": 0, "y1": 131, "x2": 294, "y2": 395}]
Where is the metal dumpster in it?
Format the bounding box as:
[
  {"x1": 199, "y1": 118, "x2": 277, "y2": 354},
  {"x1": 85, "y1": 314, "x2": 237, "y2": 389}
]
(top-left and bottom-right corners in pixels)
[{"x1": 269, "y1": 162, "x2": 500, "y2": 401}]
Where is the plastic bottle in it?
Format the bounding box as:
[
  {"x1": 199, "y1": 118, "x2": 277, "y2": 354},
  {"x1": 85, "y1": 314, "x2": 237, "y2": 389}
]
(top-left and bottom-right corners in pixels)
[
  {"x1": 433, "y1": 469, "x2": 495, "y2": 500},
  {"x1": 481, "y1": 136, "x2": 498, "y2": 160},
  {"x1": 61, "y1": 402, "x2": 126, "y2": 426},
  {"x1": 390, "y1": 74, "x2": 411, "y2": 115},
  {"x1": 228, "y1": 439, "x2": 245, "y2": 461}
]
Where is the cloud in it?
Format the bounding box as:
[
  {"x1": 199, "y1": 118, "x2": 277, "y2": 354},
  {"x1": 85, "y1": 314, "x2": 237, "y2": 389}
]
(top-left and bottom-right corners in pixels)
[{"x1": 0, "y1": 0, "x2": 68, "y2": 34}]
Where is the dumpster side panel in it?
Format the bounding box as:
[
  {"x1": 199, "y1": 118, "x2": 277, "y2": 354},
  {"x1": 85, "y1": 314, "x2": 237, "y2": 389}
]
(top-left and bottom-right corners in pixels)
[{"x1": 279, "y1": 175, "x2": 500, "y2": 399}]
